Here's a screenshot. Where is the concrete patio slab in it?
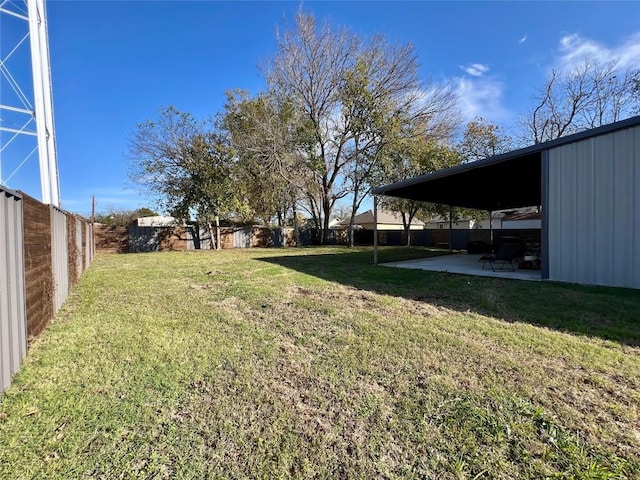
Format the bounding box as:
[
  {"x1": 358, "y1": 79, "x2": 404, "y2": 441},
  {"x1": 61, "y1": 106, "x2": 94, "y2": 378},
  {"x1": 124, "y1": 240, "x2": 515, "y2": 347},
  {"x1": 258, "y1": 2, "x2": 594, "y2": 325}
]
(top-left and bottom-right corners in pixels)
[{"x1": 381, "y1": 253, "x2": 541, "y2": 281}]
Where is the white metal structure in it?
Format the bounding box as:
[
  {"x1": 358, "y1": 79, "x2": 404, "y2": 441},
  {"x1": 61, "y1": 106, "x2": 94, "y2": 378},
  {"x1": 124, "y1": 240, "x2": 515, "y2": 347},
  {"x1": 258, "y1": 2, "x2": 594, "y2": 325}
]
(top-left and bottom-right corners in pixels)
[{"x1": 0, "y1": 0, "x2": 59, "y2": 206}]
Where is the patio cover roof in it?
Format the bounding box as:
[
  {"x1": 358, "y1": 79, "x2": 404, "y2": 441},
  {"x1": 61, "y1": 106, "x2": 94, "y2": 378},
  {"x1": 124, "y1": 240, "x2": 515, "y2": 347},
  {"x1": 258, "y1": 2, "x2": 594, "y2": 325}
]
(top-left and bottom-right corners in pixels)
[{"x1": 372, "y1": 116, "x2": 640, "y2": 211}]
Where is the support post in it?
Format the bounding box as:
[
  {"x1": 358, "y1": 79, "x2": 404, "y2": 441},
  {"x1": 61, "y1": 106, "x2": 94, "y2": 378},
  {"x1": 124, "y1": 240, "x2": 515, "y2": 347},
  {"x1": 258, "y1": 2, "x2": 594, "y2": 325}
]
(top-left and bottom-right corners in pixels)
[
  {"x1": 540, "y1": 150, "x2": 549, "y2": 279},
  {"x1": 373, "y1": 196, "x2": 378, "y2": 265},
  {"x1": 448, "y1": 205, "x2": 453, "y2": 253},
  {"x1": 489, "y1": 210, "x2": 493, "y2": 251}
]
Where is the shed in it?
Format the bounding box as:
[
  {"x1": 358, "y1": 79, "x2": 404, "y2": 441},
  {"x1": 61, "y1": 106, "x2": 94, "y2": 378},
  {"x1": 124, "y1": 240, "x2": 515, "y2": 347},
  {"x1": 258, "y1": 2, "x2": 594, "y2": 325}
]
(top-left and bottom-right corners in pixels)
[
  {"x1": 135, "y1": 216, "x2": 178, "y2": 227},
  {"x1": 373, "y1": 116, "x2": 640, "y2": 289}
]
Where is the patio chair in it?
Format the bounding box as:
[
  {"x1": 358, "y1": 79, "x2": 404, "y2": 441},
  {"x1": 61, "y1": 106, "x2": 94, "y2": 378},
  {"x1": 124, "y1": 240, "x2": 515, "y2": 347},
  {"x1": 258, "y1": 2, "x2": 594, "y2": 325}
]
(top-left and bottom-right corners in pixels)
[{"x1": 480, "y1": 244, "x2": 520, "y2": 272}]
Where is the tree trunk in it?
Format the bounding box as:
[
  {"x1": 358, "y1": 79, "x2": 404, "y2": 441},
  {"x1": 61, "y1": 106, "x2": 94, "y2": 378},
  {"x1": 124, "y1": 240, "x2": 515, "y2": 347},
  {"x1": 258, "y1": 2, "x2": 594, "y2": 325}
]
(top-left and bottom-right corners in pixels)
[
  {"x1": 293, "y1": 204, "x2": 300, "y2": 247},
  {"x1": 278, "y1": 211, "x2": 285, "y2": 248},
  {"x1": 322, "y1": 198, "x2": 331, "y2": 245},
  {"x1": 348, "y1": 189, "x2": 359, "y2": 248},
  {"x1": 401, "y1": 211, "x2": 412, "y2": 246},
  {"x1": 215, "y1": 215, "x2": 221, "y2": 251},
  {"x1": 348, "y1": 217, "x2": 356, "y2": 247},
  {"x1": 207, "y1": 222, "x2": 215, "y2": 250}
]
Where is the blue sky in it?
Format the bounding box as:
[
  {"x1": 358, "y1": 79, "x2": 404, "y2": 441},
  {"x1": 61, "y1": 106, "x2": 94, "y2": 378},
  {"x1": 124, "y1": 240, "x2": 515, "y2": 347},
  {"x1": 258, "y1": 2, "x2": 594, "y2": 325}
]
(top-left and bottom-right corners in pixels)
[{"x1": 1, "y1": 1, "x2": 639, "y2": 216}]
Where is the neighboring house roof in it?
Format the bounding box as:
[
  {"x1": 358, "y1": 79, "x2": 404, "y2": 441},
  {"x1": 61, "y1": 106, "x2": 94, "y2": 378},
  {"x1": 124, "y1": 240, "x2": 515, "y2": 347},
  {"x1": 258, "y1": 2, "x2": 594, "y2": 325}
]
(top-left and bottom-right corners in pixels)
[
  {"x1": 425, "y1": 207, "x2": 540, "y2": 229},
  {"x1": 337, "y1": 209, "x2": 424, "y2": 227},
  {"x1": 426, "y1": 211, "x2": 506, "y2": 224},
  {"x1": 501, "y1": 211, "x2": 541, "y2": 222},
  {"x1": 136, "y1": 216, "x2": 178, "y2": 227},
  {"x1": 328, "y1": 218, "x2": 344, "y2": 228}
]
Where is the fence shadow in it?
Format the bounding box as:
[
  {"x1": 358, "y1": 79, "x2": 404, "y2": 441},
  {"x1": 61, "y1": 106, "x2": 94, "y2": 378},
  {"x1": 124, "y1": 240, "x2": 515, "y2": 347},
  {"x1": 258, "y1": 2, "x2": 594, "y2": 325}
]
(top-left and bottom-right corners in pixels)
[{"x1": 257, "y1": 248, "x2": 640, "y2": 347}]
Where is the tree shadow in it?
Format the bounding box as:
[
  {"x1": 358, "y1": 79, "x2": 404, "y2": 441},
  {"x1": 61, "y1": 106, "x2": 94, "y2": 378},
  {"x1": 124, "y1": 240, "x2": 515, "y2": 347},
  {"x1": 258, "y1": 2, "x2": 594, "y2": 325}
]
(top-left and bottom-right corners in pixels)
[{"x1": 257, "y1": 248, "x2": 640, "y2": 347}]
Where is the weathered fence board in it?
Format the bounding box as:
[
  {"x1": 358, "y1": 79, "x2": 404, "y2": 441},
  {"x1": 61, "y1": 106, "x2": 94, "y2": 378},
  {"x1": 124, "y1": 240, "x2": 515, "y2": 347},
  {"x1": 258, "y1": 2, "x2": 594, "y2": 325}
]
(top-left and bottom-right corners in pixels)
[
  {"x1": 121, "y1": 224, "x2": 298, "y2": 252},
  {"x1": 22, "y1": 194, "x2": 53, "y2": 338}
]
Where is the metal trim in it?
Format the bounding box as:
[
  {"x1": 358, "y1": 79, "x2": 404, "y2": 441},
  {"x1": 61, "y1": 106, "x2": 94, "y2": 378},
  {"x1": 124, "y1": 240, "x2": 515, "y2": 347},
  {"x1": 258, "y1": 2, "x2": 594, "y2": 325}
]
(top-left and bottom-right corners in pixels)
[{"x1": 540, "y1": 150, "x2": 550, "y2": 280}]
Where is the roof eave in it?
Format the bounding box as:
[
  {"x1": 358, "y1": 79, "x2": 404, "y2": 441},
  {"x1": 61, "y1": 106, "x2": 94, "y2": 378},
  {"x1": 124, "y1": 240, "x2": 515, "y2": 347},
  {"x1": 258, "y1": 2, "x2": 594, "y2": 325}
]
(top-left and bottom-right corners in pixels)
[{"x1": 373, "y1": 115, "x2": 640, "y2": 196}]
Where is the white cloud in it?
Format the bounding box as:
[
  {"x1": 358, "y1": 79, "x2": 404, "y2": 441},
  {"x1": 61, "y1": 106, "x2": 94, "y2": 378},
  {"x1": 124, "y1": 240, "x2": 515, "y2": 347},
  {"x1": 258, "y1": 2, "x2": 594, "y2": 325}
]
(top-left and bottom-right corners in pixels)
[
  {"x1": 555, "y1": 32, "x2": 640, "y2": 72},
  {"x1": 460, "y1": 63, "x2": 490, "y2": 77},
  {"x1": 518, "y1": 35, "x2": 527, "y2": 44},
  {"x1": 453, "y1": 76, "x2": 511, "y2": 124}
]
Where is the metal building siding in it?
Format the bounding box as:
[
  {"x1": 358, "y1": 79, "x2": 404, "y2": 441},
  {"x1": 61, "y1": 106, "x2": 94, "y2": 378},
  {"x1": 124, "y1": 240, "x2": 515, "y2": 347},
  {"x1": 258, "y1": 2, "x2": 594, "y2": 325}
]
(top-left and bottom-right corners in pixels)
[
  {"x1": 548, "y1": 126, "x2": 640, "y2": 288},
  {"x1": 50, "y1": 207, "x2": 69, "y2": 313},
  {"x1": 634, "y1": 126, "x2": 640, "y2": 287},
  {"x1": 0, "y1": 189, "x2": 27, "y2": 392}
]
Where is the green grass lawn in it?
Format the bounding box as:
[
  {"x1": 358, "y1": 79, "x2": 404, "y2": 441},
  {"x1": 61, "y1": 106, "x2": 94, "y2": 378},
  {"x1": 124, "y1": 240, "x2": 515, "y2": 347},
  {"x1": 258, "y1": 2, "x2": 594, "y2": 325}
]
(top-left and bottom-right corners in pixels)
[{"x1": 1, "y1": 247, "x2": 639, "y2": 479}]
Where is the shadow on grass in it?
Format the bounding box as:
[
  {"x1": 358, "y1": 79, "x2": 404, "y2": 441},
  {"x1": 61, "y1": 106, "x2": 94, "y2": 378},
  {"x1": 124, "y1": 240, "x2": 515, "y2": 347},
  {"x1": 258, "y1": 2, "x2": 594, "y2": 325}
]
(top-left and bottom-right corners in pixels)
[{"x1": 257, "y1": 247, "x2": 640, "y2": 347}]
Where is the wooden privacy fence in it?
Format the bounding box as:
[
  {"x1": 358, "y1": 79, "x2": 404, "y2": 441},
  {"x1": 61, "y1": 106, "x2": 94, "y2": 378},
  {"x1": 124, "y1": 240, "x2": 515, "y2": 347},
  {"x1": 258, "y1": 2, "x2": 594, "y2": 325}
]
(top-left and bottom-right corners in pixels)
[
  {"x1": 0, "y1": 187, "x2": 94, "y2": 393},
  {"x1": 97, "y1": 224, "x2": 297, "y2": 253}
]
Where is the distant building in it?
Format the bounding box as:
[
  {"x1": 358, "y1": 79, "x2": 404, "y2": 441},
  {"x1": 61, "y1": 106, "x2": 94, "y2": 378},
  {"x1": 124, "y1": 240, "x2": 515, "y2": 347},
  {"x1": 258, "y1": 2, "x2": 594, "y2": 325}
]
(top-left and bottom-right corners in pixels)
[
  {"x1": 135, "y1": 216, "x2": 179, "y2": 227},
  {"x1": 424, "y1": 207, "x2": 541, "y2": 230},
  {"x1": 336, "y1": 209, "x2": 424, "y2": 231}
]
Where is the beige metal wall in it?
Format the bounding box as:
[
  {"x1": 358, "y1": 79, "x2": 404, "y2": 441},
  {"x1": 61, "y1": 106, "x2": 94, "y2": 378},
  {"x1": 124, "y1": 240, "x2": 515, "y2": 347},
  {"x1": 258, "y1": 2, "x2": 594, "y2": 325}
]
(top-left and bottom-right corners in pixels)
[
  {"x1": 0, "y1": 188, "x2": 27, "y2": 392},
  {"x1": 50, "y1": 206, "x2": 69, "y2": 313},
  {"x1": 548, "y1": 125, "x2": 640, "y2": 288}
]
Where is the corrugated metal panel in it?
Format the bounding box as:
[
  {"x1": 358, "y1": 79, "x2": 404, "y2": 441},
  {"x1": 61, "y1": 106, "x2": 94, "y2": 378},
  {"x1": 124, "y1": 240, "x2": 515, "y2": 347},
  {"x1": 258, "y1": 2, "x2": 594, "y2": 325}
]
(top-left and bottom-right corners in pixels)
[
  {"x1": 75, "y1": 218, "x2": 83, "y2": 273},
  {"x1": 548, "y1": 125, "x2": 640, "y2": 288},
  {"x1": 233, "y1": 228, "x2": 252, "y2": 248},
  {"x1": 199, "y1": 226, "x2": 212, "y2": 249},
  {"x1": 128, "y1": 225, "x2": 159, "y2": 252},
  {"x1": 184, "y1": 225, "x2": 212, "y2": 250},
  {"x1": 50, "y1": 207, "x2": 69, "y2": 313},
  {"x1": 634, "y1": 127, "x2": 640, "y2": 287},
  {"x1": 0, "y1": 188, "x2": 27, "y2": 392},
  {"x1": 85, "y1": 221, "x2": 92, "y2": 267}
]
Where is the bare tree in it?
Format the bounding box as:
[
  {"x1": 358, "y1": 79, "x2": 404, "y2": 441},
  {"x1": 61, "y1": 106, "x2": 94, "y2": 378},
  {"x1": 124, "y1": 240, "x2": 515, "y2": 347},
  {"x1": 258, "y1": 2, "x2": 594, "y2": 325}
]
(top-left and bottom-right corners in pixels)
[
  {"x1": 526, "y1": 58, "x2": 639, "y2": 143},
  {"x1": 266, "y1": 11, "x2": 459, "y2": 244},
  {"x1": 265, "y1": 12, "x2": 358, "y2": 243}
]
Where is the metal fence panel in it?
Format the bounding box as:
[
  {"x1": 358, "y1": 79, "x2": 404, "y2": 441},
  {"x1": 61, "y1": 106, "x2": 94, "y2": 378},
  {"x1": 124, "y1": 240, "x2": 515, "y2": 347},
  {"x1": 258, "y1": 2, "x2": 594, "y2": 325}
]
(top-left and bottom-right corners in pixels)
[
  {"x1": 50, "y1": 207, "x2": 69, "y2": 313},
  {"x1": 233, "y1": 228, "x2": 252, "y2": 248},
  {"x1": 0, "y1": 188, "x2": 27, "y2": 392},
  {"x1": 196, "y1": 225, "x2": 213, "y2": 250},
  {"x1": 128, "y1": 225, "x2": 160, "y2": 252},
  {"x1": 85, "y1": 220, "x2": 93, "y2": 267},
  {"x1": 271, "y1": 228, "x2": 285, "y2": 247},
  {"x1": 75, "y1": 218, "x2": 83, "y2": 273}
]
